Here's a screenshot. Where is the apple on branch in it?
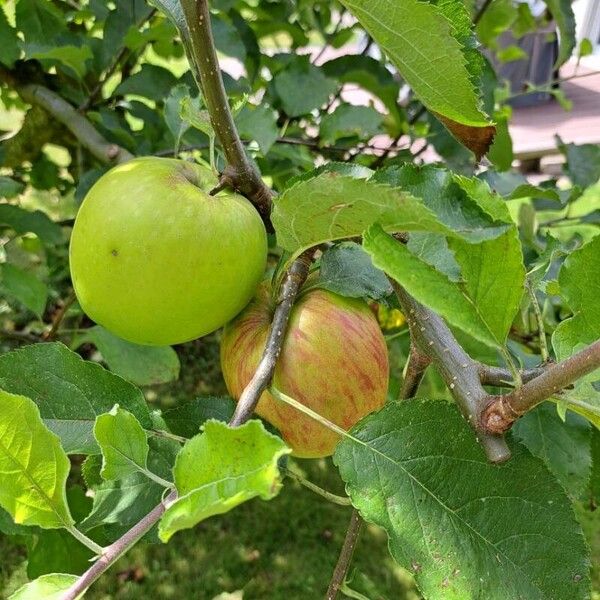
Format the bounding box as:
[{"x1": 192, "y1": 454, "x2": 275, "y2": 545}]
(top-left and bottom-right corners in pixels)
[
  {"x1": 221, "y1": 283, "x2": 389, "y2": 458},
  {"x1": 69, "y1": 157, "x2": 267, "y2": 346}
]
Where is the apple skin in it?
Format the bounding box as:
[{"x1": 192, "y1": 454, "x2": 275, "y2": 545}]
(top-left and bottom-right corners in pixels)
[
  {"x1": 220, "y1": 283, "x2": 389, "y2": 458},
  {"x1": 69, "y1": 157, "x2": 267, "y2": 346}
]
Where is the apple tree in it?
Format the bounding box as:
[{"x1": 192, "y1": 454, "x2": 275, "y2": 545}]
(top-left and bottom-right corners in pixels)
[{"x1": 0, "y1": 0, "x2": 599, "y2": 598}]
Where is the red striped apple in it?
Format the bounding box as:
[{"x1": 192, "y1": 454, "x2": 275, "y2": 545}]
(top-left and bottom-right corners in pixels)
[
  {"x1": 220, "y1": 283, "x2": 389, "y2": 457},
  {"x1": 69, "y1": 157, "x2": 267, "y2": 346}
]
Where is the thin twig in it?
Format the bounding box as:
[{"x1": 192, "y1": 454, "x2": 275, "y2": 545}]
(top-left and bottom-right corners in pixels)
[
  {"x1": 180, "y1": 0, "x2": 273, "y2": 223},
  {"x1": 229, "y1": 250, "x2": 315, "y2": 426},
  {"x1": 400, "y1": 344, "x2": 431, "y2": 399},
  {"x1": 44, "y1": 291, "x2": 76, "y2": 341},
  {"x1": 61, "y1": 491, "x2": 177, "y2": 600},
  {"x1": 0, "y1": 66, "x2": 132, "y2": 165},
  {"x1": 481, "y1": 339, "x2": 600, "y2": 434},
  {"x1": 526, "y1": 280, "x2": 550, "y2": 362},
  {"x1": 283, "y1": 468, "x2": 352, "y2": 506},
  {"x1": 479, "y1": 364, "x2": 547, "y2": 387},
  {"x1": 324, "y1": 509, "x2": 363, "y2": 600}
]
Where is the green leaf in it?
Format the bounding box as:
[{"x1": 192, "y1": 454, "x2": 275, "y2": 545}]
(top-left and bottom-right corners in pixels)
[
  {"x1": 579, "y1": 38, "x2": 593, "y2": 59},
  {"x1": 448, "y1": 227, "x2": 525, "y2": 346},
  {"x1": 27, "y1": 487, "x2": 94, "y2": 578},
  {"x1": 0, "y1": 390, "x2": 73, "y2": 529},
  {"x1": 0, "y1": 343, "x2": 152, "y2": 454},
  {"x1": 235, "y1": 103, "x2": 278, "y2": 154},
  {"x1": 80, "y1": 437, "x2": 178, "y2": 533},
  {"x1": 320, "y1": 104, "x2": 383, "y2": 144},
  {"x1": 560, "y1": 141, "x2": 600, "y2": 189},
  {"x1": 273, "y1": 58, "x2": 337, "y2": 117},
  {"x1": 159, "y1": 420, "x2": 290, "y2": 542},
  {"x1": 372, "y1": 165, "x2": 510, "y2": 241},
  {"x1": 114, "y1": 64, "x2": 178, "y2": 101},
  {"x1": 0, "y1": 204, "x2": 63, "y2": 245},
  {"x1": 544, "y1": 0, "x2": 576, "y2": 66},
  {"x1": 180, "y1": 95, "x2": 214, "y2": 138},
  {"x1": 26, "y1": 44, "x2": 92, "y2": 79},
  {"x1": 1, "y1": 263, "x2": 48, "y2": 316},
  {"x1": 321, "y1": 55, "x2": 402, "y2": 122},
  {"x1": 553, "y1": 236, "x2": 600, "y2": 360},
  {"x1": 364, "y1": 224, "x2": 523, "y2": 348},
  {"x1": 0, "y1": 176, "x2": 25, "y2": 199},
  {"x1": 272, "y1": 172, "x2": 505, "y2": 259},
  {"x1": 406, "y1": 233, "x2": 461, "y2": 282},
  {"x1": 334, "y1": 400, "x2": 590, "y2": 599},
  {"x1": 513, "y1": 403, "x2": 591, "y2": 498},
  {"x1": 338, "y1": 0, "x2": 487, "y2": 125},
  {"x1": 313, "y1": 242, "x2": 392, "y2": 301},
  {"x1": 9, "y1": 574, "x2": 83, "y2": 600},
  {"x1": 94, "y1": 406, "x2": 150, "y2": 481},
  {"x1": 76, "y1": 326, "x2": 180, "y2": 386},
  {"x1": 15, "y1": 0, "x2": 65, "y2": 45},
  {"x1": 163, "y1": 396, "x2": 236, "y2": 438},
  {"x1": 0, "y1": 8, "x2": 19, "y2": 67}
]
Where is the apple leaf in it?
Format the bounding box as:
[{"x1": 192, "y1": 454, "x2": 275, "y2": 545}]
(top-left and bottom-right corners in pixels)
[
  {"x1": 310, "y1": 242, "x2": 393, "y2": 301},
  {"x1": 363, "y1": 224, "x2": 523, "y2": 348},
  {"x1": 544, "y1": 0, "x2": 576, "y2": 66},
  {"x1": 513, "y1": 403, "x2": 592, "y2": 499},
  {"x1": 159, "y1": 420, "x2": 290, "y2": 542},
  {"x1": 334, "y1": 400, "x2": 590, "y2": 599},
  {"x1": 74, "y1": 326, "x2": 180, "y2": 386},
  {"x1": 0, "y1": 390, "x2": 73, "y2": 529},
  {"x1": 552, "y1": 236, "x2": 600, "y2": 360},
  {"x1": 0, "y1": 343, "x2": 152, "y2": 454},
  {"x1": 8, "y1": 574, "x2": 84, "y2": 600},
  {"x1": 0, "y1": 204, "x2": 63, "y2": 246},
  {"x1": 0, "y1": 8, "x2": 19, "y2": 67},
  {"x1": 273, "y1": 57, "x2": 337, "y2": 117},
  {"x1": 272, "y1": 171, "x2": 507, "y2": 259},
  {"x1": 321, "y1": 55, "x2": 402, "y2": 122},
  {"x1": 235, "y1": 102, "x2": 278, "y2": 154},
  {"x1": 339, "y1": 0, "x2": 495, "y2": 157},
  {"x1": 80, "y1": 437, "x2": 178, "y2": 534},
  {"x1": 94, "y1": 406, "x2": 151, "y2": 481},
  {"x1": 1, "y1": 263, "x2": 48, "y2": 317},
  {"x1": 163, "y1": 396, "x2": 237, "y2": 438}
]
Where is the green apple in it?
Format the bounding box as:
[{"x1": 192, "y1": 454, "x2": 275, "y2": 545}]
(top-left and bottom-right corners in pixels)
[
  {"x1": 220, "y1": 283, "x2": 389, "y2": 458},
  {"x1": 69, "y1": 157, "x2": 267, "y2": 346}
]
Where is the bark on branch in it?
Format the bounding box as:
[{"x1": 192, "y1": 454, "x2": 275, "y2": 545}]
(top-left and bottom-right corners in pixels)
[
  {"x1": 229, "y1": 250, "x2": 315, "y2": 426},
  {"x1": 180, "y1": 0, "x2": 273, "y2": 225},
  {"x1": 481, "y1": 339, "x2": 600, "y2": 434},
  {"x1": 0, "y1": 66, "x2": 133, "y2": 165},
  {"x1": 392, "y1": 281, "x2": 512, "y2": 464}
]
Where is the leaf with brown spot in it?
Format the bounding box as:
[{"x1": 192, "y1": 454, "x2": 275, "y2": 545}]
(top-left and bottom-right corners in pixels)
[{"x1": 434, "y1": 112, "x2": 496, "y2": 161}]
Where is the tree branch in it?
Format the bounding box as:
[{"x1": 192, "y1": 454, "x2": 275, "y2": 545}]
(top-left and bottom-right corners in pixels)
[
  {"x1": 479, "y1": 364, "x2": 547, "y2": 387},
  {"x1": 392, "y1": 281, "x2": 511, "y2": 464},
  {"x1": 229, "y1": 250, "x2": 314, "y2": 426},
  {"x1": 325, "y1": 509, "x2": 363, "y2": 600},
  {"x1": 180, "y1": 0, "x2": 273, "y2": 224},
  {"x1": 481, "y1": 339, "x2": 600, "y2": 434},
  {"x1": 400, "y1": 343, "x2": 431, "y2": 399},
  {"x1": 0, "y1": 66, "x2": 133, "y2": 165},
  {"x1": 62, "y1": 490, "x2": 177, "y2": 600}
]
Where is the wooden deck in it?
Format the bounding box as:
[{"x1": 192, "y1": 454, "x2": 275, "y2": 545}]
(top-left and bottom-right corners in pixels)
[{"x1": 511, "y1": 63, "x2": 600, "y2": 160}]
